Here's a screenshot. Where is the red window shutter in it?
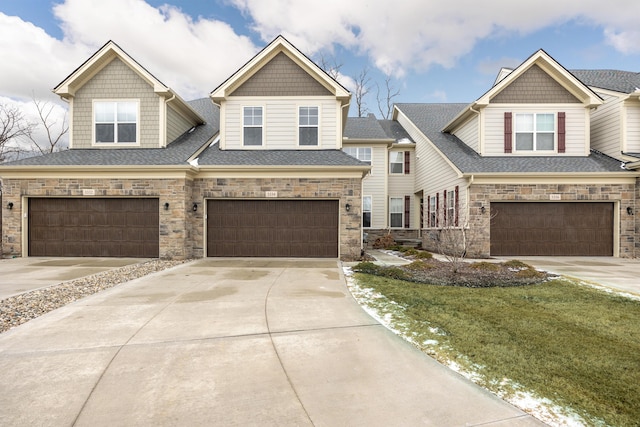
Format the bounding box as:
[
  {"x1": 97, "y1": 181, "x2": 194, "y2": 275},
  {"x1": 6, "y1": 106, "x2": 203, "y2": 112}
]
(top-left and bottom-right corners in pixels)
[
  {"x1": 443, "y1": 190, "x2": 447, "y2": 225},
  {"x1": 435, "y1": 193, "x2": 439, "y2": 227},
  {"x1": 426, "y1": 195, "x2": 430, "y2": 228},
  {"x1": 404, "y1": 151, "x2": 410, "y2": 174},
  {"x1": 404, "y1": 196, "x2": 410, "y2": 228},
  {"x1": 454, "y1": 185, "x2": 459, "y2": 227},
  {"x1": 558, "y1": 112, "x2": 566, "y2": 153},
  {"x1": 504, "y1": 112, "x2": 512, "y2": 153}
]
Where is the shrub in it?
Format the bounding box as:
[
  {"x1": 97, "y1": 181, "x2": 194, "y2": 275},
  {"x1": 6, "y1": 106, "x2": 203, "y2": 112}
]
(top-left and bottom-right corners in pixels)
[
  {"x1": 515, "y1": 268, "x2": 546, "y2": 279},
  {"x1": 502, "y1": 259, "x2": 532, "y2": 269},
  {"x1": 415, "y1": 251, "x2": 433, "y2": 259},
  {"x1": 470, "y1": 261, "x2": 500, "y2": 271},
  {"x1": 405, "y1": 260, "x2": 436, "y2": 271},
  {"x1": 403, "y1": 248, "x2": 419, "y2": 256},
  {"x1": 352, "y1": 261, "x2": 382, "y2": 275},
  {"x1": 372, "y1": 234, "x2": 396, "y2": 249},
  {"x1": 380, "y1": 267, "x2": 411, "y2": 280}
]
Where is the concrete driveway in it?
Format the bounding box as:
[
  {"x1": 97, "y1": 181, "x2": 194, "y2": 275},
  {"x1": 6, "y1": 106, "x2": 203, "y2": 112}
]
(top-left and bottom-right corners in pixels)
[
  {"x1": 0, "y1": 258, "x2": 544, "y2": 426},
  {"x1": 500, "y1": 256, "x2": 640, "y2": 296},
  {"x1": 0, "y1": 257, "x2": 148, "y2": 299}
]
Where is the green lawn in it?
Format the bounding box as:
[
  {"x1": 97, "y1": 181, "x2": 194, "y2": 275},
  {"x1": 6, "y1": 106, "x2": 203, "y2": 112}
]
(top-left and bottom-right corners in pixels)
[{"x1": 349, "y1": 273, "x2": 640, "y2": 426}]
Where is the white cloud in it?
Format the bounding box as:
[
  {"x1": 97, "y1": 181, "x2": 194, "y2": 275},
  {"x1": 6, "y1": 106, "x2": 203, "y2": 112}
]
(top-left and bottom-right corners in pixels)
[{"x1": 231, "y1": 0, "x2": 640, "y2": 76}]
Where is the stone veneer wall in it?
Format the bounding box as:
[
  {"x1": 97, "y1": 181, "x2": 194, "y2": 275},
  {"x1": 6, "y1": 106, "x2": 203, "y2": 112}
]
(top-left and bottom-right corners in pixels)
[
  {"x1": 0, "y1": 178, "x2": 191, "y2": 259},
  {"x1": 465, "y1": 183, "x2": 636, "y2": 258},
  {"x1": 365, "y1": 229, "x2": 420, "y2": 245},
  {"x1": 190, "y1": 177, "x2": 362, "y2": 259}
]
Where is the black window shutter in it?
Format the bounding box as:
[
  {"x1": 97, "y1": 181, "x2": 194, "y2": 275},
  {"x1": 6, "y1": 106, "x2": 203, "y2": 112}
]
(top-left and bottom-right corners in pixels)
[
  {"x1": 404, "y1": 196, "x2": 410, "y2": 228},
  {"x1": 404, "y1": 151, "x2": 410, "y2": 174},
  {"x1": 504, "y1": 112, "x2": 512, "y2": 153}
]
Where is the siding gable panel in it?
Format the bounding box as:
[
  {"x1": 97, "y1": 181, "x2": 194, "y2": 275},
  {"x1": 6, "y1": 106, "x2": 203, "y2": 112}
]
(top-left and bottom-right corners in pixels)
[
  {"x1": 230, "y1": 52, "x2": 332, "y2": 97},
  {"x1": 491, "y1": 64, "x2": 581, "y2": 104}
]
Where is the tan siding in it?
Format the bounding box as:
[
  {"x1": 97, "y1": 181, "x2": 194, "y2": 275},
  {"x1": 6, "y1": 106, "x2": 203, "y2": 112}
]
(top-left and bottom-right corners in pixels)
[
  {"x1": 222, "y1": 98, "x2": 339, "y2": 149},
  {"x1": 491, "y1": 64, "x2": 581, "y2": 104},
  {"x1": 166, "y1": 105, "x2": 194, "y2": 144},
  {"x1": 452, "y1": 114, "x2": 479, "y2": 152},
  {"x1": 590, "y1": 92, "x2": 623, "y2": 157},
  {"x1": 625, "y1": 103, "x2": 640, "y2": 153},
  {"x1": 344, "y1": 143, "x2": 387, "y2": 229},
  {"x1": 73, "y1": 57, "x2": 160, "y2": 148},
  {"x1": 230, "y1": 52, "x2": 332, "y2": 96},
  {"x1": 484, "y1": 105, "x2": 587, "y2": 156}
]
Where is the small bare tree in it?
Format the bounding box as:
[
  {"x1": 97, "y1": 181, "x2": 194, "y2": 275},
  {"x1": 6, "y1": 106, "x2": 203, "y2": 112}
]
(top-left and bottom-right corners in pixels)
[
  {"x1": 26, "y1": 98, "x2": 69, "y2": 155},
  {"x1": 376, "y1": 76, "x2": 400, "y2": 119},
  {"x1": 427, "y1": 201, "x2": 496, "y2": 274},
  {"x1": 318, "y1": 53, "x2": 343, "y2": 80},
  {"x1": 353, "y1": 67, "x2": 371, "y2": 117},
  {"x1": 0, "y1": 103, "x2": 34, "y2": 162}
]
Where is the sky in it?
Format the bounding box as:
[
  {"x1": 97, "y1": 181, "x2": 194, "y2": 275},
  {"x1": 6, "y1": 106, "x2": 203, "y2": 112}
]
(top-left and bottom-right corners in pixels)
[{"x1": 2, "y1": 0, "x2": 640, "y2": 139}]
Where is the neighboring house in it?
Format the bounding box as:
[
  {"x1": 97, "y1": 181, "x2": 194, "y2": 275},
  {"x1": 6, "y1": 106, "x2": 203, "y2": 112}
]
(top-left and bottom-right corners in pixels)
[
  {"x1": 394, "y1": 50, "x2": 639, "y2": 257},
  {"x1": 1, "y1": 41, "x2": 638, "y2": 260},
  {"x1": 0, "y1": 37, "x2": 369, "y2": 259}
]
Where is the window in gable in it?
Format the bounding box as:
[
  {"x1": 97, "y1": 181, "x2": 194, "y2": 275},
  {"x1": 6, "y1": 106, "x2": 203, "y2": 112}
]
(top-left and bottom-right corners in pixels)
[
  {"x1": 299, "y1": 106, "x2": 319, "y2": 146},
  {"x1": 389, "y1": 151, "x2": 404, "y2": 174},
  {"x1": 390, "y1": 197, "x2": 403, "y2": 228},
  {"x1": 363, "y1": 195, "x2": 372, "y2": 228},
  {"x1": 94, "y1": 101, "x2": 138, "y2": 144},
  {"x1": 243, "y1": 106, "x2": 263, "y2": 146},
  {"x1": 343, "y1": 147, "x2": 372, "y2": 164},
  {"x1": 515, "y1": 113, "x2": 555, "y2": 151}
]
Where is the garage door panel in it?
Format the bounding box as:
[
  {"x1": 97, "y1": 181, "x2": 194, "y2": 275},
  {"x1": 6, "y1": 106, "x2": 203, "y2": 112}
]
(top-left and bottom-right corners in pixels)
[
  {"x1": 29, "y1": 198, "x2": 159, "y2": 257},
  {"x1": 491, "y1": 202, "x2": 612, "y2": 256},
  {"x1": 207, "y1": 200, "x2": 338, "y2": 258}
]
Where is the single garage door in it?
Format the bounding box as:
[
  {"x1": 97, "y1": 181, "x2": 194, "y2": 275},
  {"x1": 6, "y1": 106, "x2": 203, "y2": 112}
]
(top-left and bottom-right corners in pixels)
[
  {"x1": 490, "y1": 202, "x2": 613, "y2": 256},
  {"x1": 207, "y1": 199, "x2": 338, "y2": 258},
  {"x1": 29, "y1": 198, "x2": 159, "y2": 257}
]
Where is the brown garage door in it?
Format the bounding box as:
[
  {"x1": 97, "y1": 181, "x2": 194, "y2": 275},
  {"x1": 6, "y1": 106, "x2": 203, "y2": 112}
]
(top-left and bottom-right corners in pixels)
[
  {"x1": 490, "y1": 202, "x2": 613, "y2": 256},
  {"x1": 29, "y1": 198, "x2": 159, "y2": 257},
  {"x1": 207, "y1": 200, "x2": 338, "y2": 258}
]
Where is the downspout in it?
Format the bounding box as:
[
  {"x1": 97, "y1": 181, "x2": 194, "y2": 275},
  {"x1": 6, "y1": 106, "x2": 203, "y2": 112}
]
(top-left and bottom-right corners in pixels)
[{"x1": 162, "y1": 92, "x2": 176, "y2": 148}]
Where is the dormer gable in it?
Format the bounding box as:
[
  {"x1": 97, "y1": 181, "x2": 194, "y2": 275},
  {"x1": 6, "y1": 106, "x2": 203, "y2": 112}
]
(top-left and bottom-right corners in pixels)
[
  {"x1": 53, "y1": 41, "x2": 204, "y2": 149},
  {"x1": 210, "y1": 35, "x2": 350, "y2": 104}
]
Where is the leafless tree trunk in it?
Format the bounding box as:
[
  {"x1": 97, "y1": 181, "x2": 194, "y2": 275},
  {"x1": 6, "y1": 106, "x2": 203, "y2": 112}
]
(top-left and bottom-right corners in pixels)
[
  {"x1": 318, "y1": 54, "x2": 343, "y2": 80},
  {"x1": 353, "y1": 67, "x2": 371, "y2": 118},
  {"x1": 376, "y1": 76, "x2": 400, "y2": 119},
  {"x1": 0, "y1": 103, "x2": 34, "y2": 163},
  {"x1": 26, "y1": 98, "x2": 69, "y2": 155}
]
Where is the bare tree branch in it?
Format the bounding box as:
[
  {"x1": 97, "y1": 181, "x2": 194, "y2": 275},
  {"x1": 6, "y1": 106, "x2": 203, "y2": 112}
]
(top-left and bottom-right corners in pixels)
[
  {"x1": 376, "y1": 76, "x2": 400, "y2": 120},
  {"x1": 353, "y1": 67, "x2": 372, "y2": 117},
  {"x1": 26, "y1": 98, "x2": 69, "y2": 155},
  {"x1": 0, "y1": 103, "x2": 34, "y2": 163},
  {"x1": 318, "y1": 53, "x2": 342, "y2": 80}
]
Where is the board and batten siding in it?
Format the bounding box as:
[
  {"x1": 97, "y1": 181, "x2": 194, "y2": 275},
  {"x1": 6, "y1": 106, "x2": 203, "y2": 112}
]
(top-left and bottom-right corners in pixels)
[
  {"x1": 72, "y1": 57, "x2": 160, "y2": 148},
  {"x1": 222, "y1": 98, "x2": 340, "y2": 149},
  {"x1": 590, "y1": 92, "x2": 623, "y2": 158},
  {"x1": 483, "y1": 105, "x2": 588, "y2": 156},
  {"x1": 452, "y1": 114, "x2": 480, "y2": 153},
  {"x1": 625, "y1": 102, "x2": 640, "y2": 153},
  {"x1": 166, "y1": 104, "x2": 195, "y2": 144}
]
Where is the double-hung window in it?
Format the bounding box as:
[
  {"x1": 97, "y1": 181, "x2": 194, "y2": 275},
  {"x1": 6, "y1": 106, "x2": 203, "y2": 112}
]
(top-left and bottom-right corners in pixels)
[
  {"x1": 299, "y1": 106, "x2": 318, "y2": 146},
  {"x1": 447, "y1": 190, "x2": 455, "y2": 226},
  {"x1": 243, "y1": 106, "x2": 263, "y2": 146},
  {"x1": 389, "y1": 151, "x2": 404, "y2": 174},
  {"x1": 515, "y1": 113, "x2": 555, "y2": 151},
  {"x1": 429, "y1": 196, "x2": 437, "y2": 228},
  {"x1": 390, "y1": 197, "x2": 403, "y2": 228},
  {"x1": 362, "y1": 196, "x2": 372, "y2": 228},
  {"x1": 94, "y1": 101, "x2": 138, "y2": 144},
  {"x1": 343, "y1": 147, "x2": 372, "y2": 164}
]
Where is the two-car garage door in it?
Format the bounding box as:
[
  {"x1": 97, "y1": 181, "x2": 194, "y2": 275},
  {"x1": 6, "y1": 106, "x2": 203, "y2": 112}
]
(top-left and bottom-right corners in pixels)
[
  {"x1": 490, "y1": 202, "x2": 613, "y2": 256},
  {"x1": 207, "y1": 199, "x2": 338, "y2": 258},
  {"x1": 29, "y1": 198, "x2": 159, "y2": 257}
]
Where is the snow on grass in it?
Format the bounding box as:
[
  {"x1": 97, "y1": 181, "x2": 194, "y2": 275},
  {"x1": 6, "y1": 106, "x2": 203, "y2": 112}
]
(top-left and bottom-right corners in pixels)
[{"x1": 343, "y1": 266, "x2": 598, "y2": 427}]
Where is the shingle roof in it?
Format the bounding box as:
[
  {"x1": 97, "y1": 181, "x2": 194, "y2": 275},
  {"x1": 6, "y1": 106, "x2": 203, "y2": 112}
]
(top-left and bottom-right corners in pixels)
[
  {"x1": 344, "y1": 115, "x2": 389, "y2": 139},
  {"x1": 571, "y1": 70, "x2": 640, "y2": 94},
  {"x1": 396, "y1": 103, "x2": 630, "y2": 174},
  {"x1": 379, "y1": 119, "x2": 413, "y2": 143}
]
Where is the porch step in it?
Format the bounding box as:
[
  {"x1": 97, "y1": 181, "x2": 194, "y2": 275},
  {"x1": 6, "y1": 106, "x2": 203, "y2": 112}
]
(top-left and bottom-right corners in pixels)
[{"x1": 395, "y1": 238, "x2": 422, "y2": 248}]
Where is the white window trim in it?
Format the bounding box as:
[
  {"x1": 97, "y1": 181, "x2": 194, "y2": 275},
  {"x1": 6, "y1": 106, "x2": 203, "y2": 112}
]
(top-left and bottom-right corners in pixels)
[
  {"x1": 447, "y1": 190, "x2": 455, "y2": 227},
  {"x1": 363, "y1": 195, "x2": 372, "y2": 229},
  {"x1": 429, "y1": 196, "x2": 437, "y2": 228},
  {"x1": 92, "y1": 99, "x2": 140, "y2": 146},
  {"x1": 389, "y1": 151, "x2": 404, "y2": 174},
  {"x1": 242, "y1": 105, "x2": 265, "y2": 147},
  {"x1": 298, "y1": 105, "x2": 320, "y2": 147},
  {"x1": 344, "y1": 147, "x2": 372, "y2": 165},
  {"x1": 389, "y1": 197, "x2": 404, "y2": 228},
  {"x1": 514, "y1": 112, "x2": 556, "y2": 153}
]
